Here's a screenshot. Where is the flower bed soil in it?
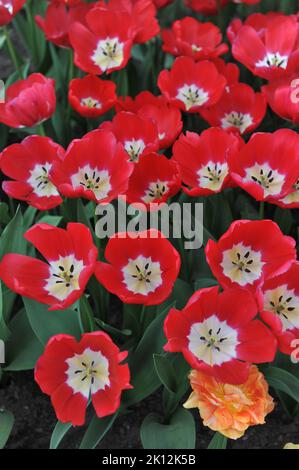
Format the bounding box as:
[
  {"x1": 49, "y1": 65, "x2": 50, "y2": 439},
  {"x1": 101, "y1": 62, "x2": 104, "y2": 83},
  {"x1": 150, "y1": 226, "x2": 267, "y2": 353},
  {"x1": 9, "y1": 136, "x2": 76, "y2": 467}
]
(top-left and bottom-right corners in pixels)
[{"x1": 1, "y1": 370, "x2": 299, "y2": 449}]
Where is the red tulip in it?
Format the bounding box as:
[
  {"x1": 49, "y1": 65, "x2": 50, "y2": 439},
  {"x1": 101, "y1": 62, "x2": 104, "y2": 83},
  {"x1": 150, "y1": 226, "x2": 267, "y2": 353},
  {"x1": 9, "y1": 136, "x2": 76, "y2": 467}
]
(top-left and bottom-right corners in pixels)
[
  {"x1": 125, "y1": 153, "x2": 181, "y2": 209},
  {"x1": 205, "y1": 219, "x2": 296, "y2": 294},
  {"x1": 50, "y1": 129, "x2": 134, "y2": 204},
  {"x1": 172, "y1": 127, "x2": 241, "y2": 196},
  {"x1": 200, "y1": 83, "x2": 267, "y2": 135},
  {"x1": 162, "y1": 17, "x2": 228, "y2": 61},
  {"x1": 0, "y1": 0, "x2": 26, "y2": 26},
  {"x1": 95, "y1": 229, "x2": 181, "y2": 305},
  {"x1": 164, "y1": 286, "x2": 277, "y2": 384},
  {"x1": 69, "y1": 7, "x2": 134, "y2": 75},
  {"x1": 68, "y1": 74, "x2": 117, "y2": 118},
  {"x1": 228, "y1": 129, "x2": 299, "y2": 203},
  {"x1": 35, "y1": 332, "x2": 131, "y2": 425},
  {"x1": 261, "y1": 262, "x2": 299, "y2": 356},
  {"x1": 100, "y1": 111, "x2": 159, "y2": 162},
  {"x1": 0, "y1": 135, "x2": 63, "y2": 210},
  {"x1": 0, "y1": 223, "x2": 98, "y2": 310},
  {"x1": 0, "y1": 73, "x2": 56, "y2": 128},
  {"x1": 158, "y1": 57, "x2": 226, "y2": 113}
]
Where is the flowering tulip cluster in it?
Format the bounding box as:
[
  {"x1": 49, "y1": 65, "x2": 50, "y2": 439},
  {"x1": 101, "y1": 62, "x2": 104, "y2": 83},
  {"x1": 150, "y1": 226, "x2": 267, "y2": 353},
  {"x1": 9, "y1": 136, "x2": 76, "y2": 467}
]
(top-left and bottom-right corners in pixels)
[{"x1": 0, "y1": 0, "x2": 299, "y2": 452}]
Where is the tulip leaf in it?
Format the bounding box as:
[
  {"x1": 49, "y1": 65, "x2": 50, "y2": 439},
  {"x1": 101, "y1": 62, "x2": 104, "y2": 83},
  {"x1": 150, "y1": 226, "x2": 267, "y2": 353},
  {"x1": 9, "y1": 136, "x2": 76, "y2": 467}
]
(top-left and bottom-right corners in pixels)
[
  {"x1": 79, "y1": 412, "x2": 119, "y2": 449},
  {"x1": 23, "y1": 298, "x2": 82, "y2": 345},
  {"x1": 5, "y1": 310, "x2": 43, "y2": 371},
  {"x1": 208, "y1": 432, "x2": 228, "y2": 449},
  {"x1": 0, "y1": 206, "x2": 26, "y2": 258},
  {"x1": 123, "y1": 302, "x2": 176, "y2": 407},
  {"x1": 0, "y1": 282, "x2": 10, "y2": 341},
  {"x1": 0, "y1": 203, "x2": 10, "y2": 225},
  {"x1": 264, "y1": 366, "x2": 299, "y2": 404},
  {"x1": 194, "y1": 278, "x2": 218, "y2": 290},
  {"x1": 140, "y1": 408, "x2": 196, "y2": 449},
  {"x1": 0, "y1": 410, "x2": 14, "y2": 449},
  {"x1": 153, "y1": 354, "x2": 177, "y2": 394},
  {"x1": 50, "y1": 421, "x2": 72, "y2": 450}
]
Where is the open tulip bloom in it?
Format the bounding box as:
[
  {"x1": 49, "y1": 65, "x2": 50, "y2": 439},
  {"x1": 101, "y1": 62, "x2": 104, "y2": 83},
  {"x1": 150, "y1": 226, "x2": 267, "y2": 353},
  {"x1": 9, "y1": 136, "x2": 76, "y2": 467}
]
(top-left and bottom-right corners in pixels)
[
  {"x1": 0, "y1": 135, "x2": 64, "y2": 210},
  {"x1": 158, "y1": 56, "x2": 227, "y2": 113},
  {"x1": 0, "y1": 223, "x2": 98, "y2": 310},
  {"x1": 2, "y1": 0, "x2": 299, "y2": 452},
  {"x1": 172, "y1": 127, "x2": 241, "y2": 196},
  {"x1": 50, "y1": 129, "x2": 134, "y2": 203},
  {"x1": 95, "y1": 229, "x2": 181, "y2": 305},
  {"x1": 69, "y1": 7, "x2": 134, "y2": 75},
  {"x1": 205, "y1": 219, "x2": 296, "y2": 293},
  {"x1": 164, "y1": 286, "x2": 277, "y2": 384},
  {"x1": 227, "y1": 129, "x2": 299, "y2": 203},
  {"x1": 35, "y1": 331, "x2": 132, "y2": 426}
]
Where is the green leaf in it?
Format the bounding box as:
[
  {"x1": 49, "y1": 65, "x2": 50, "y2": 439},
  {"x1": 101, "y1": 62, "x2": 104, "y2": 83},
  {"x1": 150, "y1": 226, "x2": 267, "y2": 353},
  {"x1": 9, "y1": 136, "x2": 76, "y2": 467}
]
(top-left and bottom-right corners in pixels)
[
  {"x1": 123, "y1": 302, "x2": 176, "y2": 407},
  {"x1": 273, "y1": 352, "x2": 299, "y2": 416},
  {"x1": 37, "y1": 215, "x2": 62, "y2": 227},
  {"x1": 153, "y1": 354, "x2": 177, "y2": 394},
  {"x1": 168, "y1": 278, "x2": 193, "y2": 310},
  {"x1": 23, "y1": 298, "x2": 82, "y2": 345},
  {"x1": 79, "y1": 296, "x2": 95, "y2": 333},
  {"x1": 208, "y1": 432, "x2": 228, "y2": 449},
  {"x1": 194, "y1": 278, "x2": 218, "y2": 290},
  {"x1": 0, "y1": 203, "x2": 10, "y2": 225},
  {"x1": 141, "y1": 408, "x2": 195, "y2": 449},
  {"x1": 50, "y1": 421, "x2": 72, "y2": 450},
  {"x1": 264, "y1": 366, "x2": 299, "y2": 403},
  {"x1": 0, "y1": 282, "x2": 10, "y2": 341},
  {"x1": 0, "y1": 410, "x2": 14, "y2": 449},
  {"x1": 5, "y1": 310, "x2": 43, "y2": 371},
  {"x1": 79, "y1": 412, "x2": 118, "y2": 449},
  {"x1": 0, "y1": 206, "x2": 26, "y2": 258}
]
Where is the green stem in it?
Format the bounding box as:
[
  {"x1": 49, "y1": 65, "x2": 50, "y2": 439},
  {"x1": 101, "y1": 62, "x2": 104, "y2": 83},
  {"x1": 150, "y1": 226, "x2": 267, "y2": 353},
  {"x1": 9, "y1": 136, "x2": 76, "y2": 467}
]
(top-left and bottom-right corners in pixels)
[
  {"x1": 259, "y1": 201, "x2": 265, "y2": 220},
  {"x1": 37, "y1": 122, "x2": 46, "y2": 137},
  {"x1": 3, "y1": 26, "x2": 22, "y2": 78},
  {"x1": 216, "y1": 0, "x2": 223, "y2": 30}
]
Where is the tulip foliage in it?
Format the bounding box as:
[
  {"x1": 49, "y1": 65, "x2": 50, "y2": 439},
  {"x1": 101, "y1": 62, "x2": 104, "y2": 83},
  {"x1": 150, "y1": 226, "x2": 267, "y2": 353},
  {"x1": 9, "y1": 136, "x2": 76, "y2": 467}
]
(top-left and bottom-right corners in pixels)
[{"x1": 1, "y1": 0, "x2": 299, "y2": 451}]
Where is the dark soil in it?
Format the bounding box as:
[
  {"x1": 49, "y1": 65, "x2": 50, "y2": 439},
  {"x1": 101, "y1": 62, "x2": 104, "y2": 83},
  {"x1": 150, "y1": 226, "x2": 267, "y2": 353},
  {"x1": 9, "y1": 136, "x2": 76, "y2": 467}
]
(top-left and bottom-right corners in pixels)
[{"x1": 0, "y1": 370, "x2": 299, "y2": 449}]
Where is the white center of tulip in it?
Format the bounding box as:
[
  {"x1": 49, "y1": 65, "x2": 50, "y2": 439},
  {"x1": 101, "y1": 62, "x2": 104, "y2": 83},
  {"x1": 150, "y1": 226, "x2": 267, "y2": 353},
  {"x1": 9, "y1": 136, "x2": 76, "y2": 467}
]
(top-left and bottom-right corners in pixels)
[
  {"x1": 221, "y1": 242, "x2": 264, "y2": 286},
  {"x1": 244, "y1": 163, "x2": 284, "y2": 197},
  {"x1": 71, "y1": 164, "x2": 111, "y2": 201},
  {"x1": 264, "y1": 285, "x2": 299, "y2": 332},
  {"x1": 92, "y1": 37, "x2": 124, "y2": 72},
  {"x1": 122, "y1": 255, "x2": 162, "y2": 295},
  {"x1": 221, "y1": 111, "x2": 253, "y2": 134},
  {"x1": 28, "y1": 162, "x2": 59, "y2": 198},
  {"x1": 66, "y1": 348, "x2": 110, "y2": 398},
  {"x1": 124, "y1": 139, "x2": 145, "y2": 162},
  {"x1": 256, "y1": 52, "x2": 288, "y2": 69},
  {"x1": 176, "y1": 84, "x2": 209, "y2": 110},
  {"x1": 81, "y1": 97, "x2": 102, "y2": 109},
  {"x1": 279, "y1": 180, "x2": 299, "y2": 205},
  {"x1": 197, "y1": 161, "x2": 228, "y2": 191},
  {"x1": 142, "y1": 181, "x2": 169, "y2": 203},
  {"x1": 45, "y1": 255, "x2": 84, "y2": 301},
  {"x1": 188, "y1": 315, "x2": 239, "y2": 366}
]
